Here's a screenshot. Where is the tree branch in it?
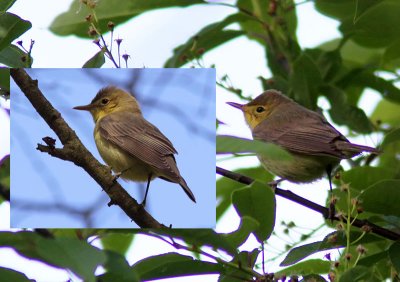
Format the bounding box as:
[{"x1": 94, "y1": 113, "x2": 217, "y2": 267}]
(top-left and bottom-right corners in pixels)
[
  {"x1": 216, "y1": 166, "x2": 400, "y2": 241},
  {"x1": 10, "y1": 68, "x2": 165, "y2": 228}
]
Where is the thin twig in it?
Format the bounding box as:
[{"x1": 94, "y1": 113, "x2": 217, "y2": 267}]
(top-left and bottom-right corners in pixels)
[{"x1": 216, "y1": 166, "x2": 400, "y2": 241}]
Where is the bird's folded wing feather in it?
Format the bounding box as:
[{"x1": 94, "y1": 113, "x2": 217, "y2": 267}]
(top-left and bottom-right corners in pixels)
[
  {"x1": 98, "y1": 113, "x2": 181, "y2": 179},
  {"x1": 253, "y1": 113, "x2": 348, "y2": 158}
]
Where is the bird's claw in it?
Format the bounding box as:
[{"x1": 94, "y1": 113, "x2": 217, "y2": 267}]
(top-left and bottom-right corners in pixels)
[
  {"x1": 268, "y1": 179, "x2": 283, "y2": 189},
  {"x1": 112, "y1": 171, "x2": 122, "y2": 182}
]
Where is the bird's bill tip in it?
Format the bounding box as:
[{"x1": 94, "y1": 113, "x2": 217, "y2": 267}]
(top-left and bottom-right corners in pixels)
[
  {"x1": 226, "y1": 101, "x2": 244, "y2": 110},
  {"x1": 73, "y1": 104, "x2": 95, "y2": 111}
]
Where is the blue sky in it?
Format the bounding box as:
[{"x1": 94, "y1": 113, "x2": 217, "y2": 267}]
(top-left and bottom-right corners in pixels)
[{"x1": 11, "y1": 68, "x2": 216, "y2": 228}]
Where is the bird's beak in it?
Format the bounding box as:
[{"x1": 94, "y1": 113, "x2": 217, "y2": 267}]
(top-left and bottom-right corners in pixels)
[
  {"x1": 226, "y1": 101, "x2": 244, "y2": 110},
  {"x1": 73, "y1": 103, "x2": 97, "y2": 111}
]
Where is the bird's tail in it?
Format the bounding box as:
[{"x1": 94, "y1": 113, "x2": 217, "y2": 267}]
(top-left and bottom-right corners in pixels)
[
  {"x1": 336, "y1": 141, "x2": 380, "y2": 157},
  {"x1": 179, "y1": 178, "x2": 196, "y2": 203}
]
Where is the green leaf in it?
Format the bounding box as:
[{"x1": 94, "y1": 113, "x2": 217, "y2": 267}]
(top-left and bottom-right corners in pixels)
[
  {"x1": 359, "y1": 180, "x2": 400, "y2": 217},
  {"x1": 358, "y1": 250, "x2": 388, "y2": 267},
  {"x1": 371, "y1": 99, "x2": 400, "y2": 126},
  {"x1": 315, "y1": 0, "x2": 379, "y2": 21},
  {"x1": 319, "y1": 38, "x2": 391, "y2": 72},
  {"x1": 0, "y1": 13, "x2": 32, "y2": 51},
  {"x1": 0, "y1": 154, "x2": 10, "y2": 189},
  {"x1": 323, "y1": 85, "x2": 373, "y2": 133},
  {"x1": 378, "y1": 138, "x2": 400, "y2": 175},
  {"x1": 216, "y1": 166, "x2": 273, "y2": 221},
  {"x1": 305, "y1": 49, "x2": 342, "y2": 82},
  {"x1": 219, "y1": 249, "x2": 260, "y2": 282},
  {"x1": 301, "y1": 274, "x2": 328, "y2": 282},
  {"x1": 82, "y1": 50, "x2": 105, "y2": 68},
  {"x1": 239, "y1": 0, "x2": 297, "y2": 38},
  {"x1": 0, "y1": 231, "x2": 106, "y2": 281},
  {"x1": 383, "y1": 39, "x2": 400, "y2": 70},
  {"x1": 99, "y1": 250, "x2": 139, "y2": 282},
  {"x1": 50, "y1": 0, "x2": 205, "y2": 38},
  {"x1": 382, "y1": 128, "x2": 400, "y2": 148},
  {"x1": 232, "y1": 181, "x2": 276, "y2": 242},
  {"x1": 339, "y1": 39, "x2": 384, "y2": 69},
  {"x1": 101, "y1": 233, "x2": 134, "y2": 255},
  {"x1": 139, "y1": 229, "x2": 237, "y2": 255},
  {"x1": 216, "y1": 135, "x2": 292, "y2": 161},
  {"x1": 289, "y1": 53, "x2": 322, "y2": 110},
  {"x1": 0, "y1": 44, "x2": 30, "y2": 67},
  {"x1": 280, "y1": 241, "x2": 326, "y2": 267},
  {"x1": 276, "y1": 259, "x2": 330, "y2": 276},
  {"x1": 52, "y1": 229, "x2": 98, "y2": 239},
  {"x1": 329, "y1": 104, "x2": 373, "y2": 134},
  {"x1": 0, "y1": 69, "x2": 10, "y2": 98},
  {"x1": 36, "y1": 237, "x2": 106, "y2": 281},
  {"x1": 258, "y1": 75, "x2": 289, "y2": 94},
  {"x1": 339, "y1": 266, "x2": 377, "y2": 282},
  {"x1": 164, "y1": 13, "x2": 247, "y2": 68},
  {"x1": 352, "y1": 72, "x2": 400, "y2": 104},
  {"x1": 0, "y1": 0, "x2": 16, "y2": 12},
  {"x1": 224, "y1": 216, "x2": 259, "y2": 249},
  {"x1": 341, "y1": 167, "x2": 395, "y2": 191},
  {"x1": 0, "y1": 267, "x2": 30, "y2": 282},
  {"x1": 237, "y1": 0, "x2": 299, "y2": 76},
  {"x1": 280, "y1": 231, "x2": 381, "y2": 266},
  {"x1": 388, "y1": 242, "x2": 400, "y2": 272},
  {"x1": 131, "y1": 252, "x2": 222, "y2": 281},
  {"x1": 339, "y1": 0, "x2": 400, "y2": 48}
]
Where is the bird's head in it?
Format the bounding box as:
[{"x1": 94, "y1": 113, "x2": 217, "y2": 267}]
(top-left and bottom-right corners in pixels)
[
  {"x1": 227, "y1": 90, "x2": 292, "y2": 130},
  {"x1": 73, "y1": 86, "x2": 142, "y2": 122}
]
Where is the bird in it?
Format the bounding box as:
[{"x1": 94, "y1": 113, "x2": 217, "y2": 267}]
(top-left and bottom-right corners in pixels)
[
  {"x1": 227, "y1": 90, "x2": 378, "y2": 217},
  {"x1": 73, "y1": 86, "x2": 196, "y2": 206}
]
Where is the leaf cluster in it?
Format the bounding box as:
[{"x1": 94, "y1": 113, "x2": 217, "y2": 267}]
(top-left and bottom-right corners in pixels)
[
  {"x1": 2, "y1": 0, "x2": 400, "y2": 281},
  {"x1": 0, "y1": 0, "x2": 32, "y2": 68}
]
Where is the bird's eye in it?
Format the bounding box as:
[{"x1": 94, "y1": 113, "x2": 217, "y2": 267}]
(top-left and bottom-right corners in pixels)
[
  {"x1": 101, "y1": 98, "x2": 109, "y2": 105},
  {"x1": 256, "y1": 106, "x2": 265, "y2": 113}
]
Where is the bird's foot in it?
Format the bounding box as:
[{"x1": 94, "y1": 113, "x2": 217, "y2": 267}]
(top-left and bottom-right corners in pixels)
[
  {"x1": 106, "y1": 166, "x2": 120, "y2": 182},
  {"x1": 268, "y1": 179, "x2": 284, "y2": 189},
  {"x1": 112, "y1": 167, "x2": 132, "y2": 182},
  {"x1": 112, "y1": 171, "x2": 122, "y2": 182},
  {"x1": 140, "y1": 199, "x2": 147, "y2": 208}
]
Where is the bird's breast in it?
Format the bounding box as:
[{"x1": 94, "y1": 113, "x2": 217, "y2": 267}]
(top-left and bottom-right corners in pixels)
[
  {"x1": 258, "y1": 152, "x2": 339, "y2": 183},
  {"x1": 93, "y1": 126, "x2": 155, "y2": 182}
]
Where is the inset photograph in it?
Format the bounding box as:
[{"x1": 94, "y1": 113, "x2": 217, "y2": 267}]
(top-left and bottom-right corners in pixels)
[{"x1": 11, "y1": 68, "x2": 215, "y2": 228}]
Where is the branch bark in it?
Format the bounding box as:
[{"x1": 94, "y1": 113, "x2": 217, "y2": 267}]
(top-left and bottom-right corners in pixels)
[
  {"x1": 11, "y1": 68, "x2": 164, "y2": 228},
  {"x1": 216, "y1": 166, "x2": 400, "y2": 241}
]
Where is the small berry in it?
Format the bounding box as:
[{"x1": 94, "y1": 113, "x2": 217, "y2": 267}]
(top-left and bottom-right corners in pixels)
[{"x1": 107, "y1": 21, "x2": 115, "y2": 31}]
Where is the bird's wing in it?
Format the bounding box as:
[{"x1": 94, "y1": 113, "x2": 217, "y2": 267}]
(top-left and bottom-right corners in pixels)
[
  {"x1": 253, "y1": 111, "x2": 348, "y2": 158},
  {"x1": 98, "y1": 112, "x2": 181, "y2": 180}
]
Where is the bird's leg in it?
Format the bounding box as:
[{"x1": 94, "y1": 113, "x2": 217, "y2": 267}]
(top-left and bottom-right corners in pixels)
[
  {"x1": 141, "y1": 174, "x2": 152, "y2": 207},
  {"x1": 112, "y1": 166, "x2": 130, "y2": 181},
  {"x1": 268, "y1": 178, "x2": 284, "y2": 190},
  {"x1": 105, "y1": 166, "x2": 123, "y2": 182},
  {"x1": 112, "y1": 171, "x2": 122, "y2": 181},
  {"x1": 326, "y1": 165, "x2": 335, "y2": 221}
]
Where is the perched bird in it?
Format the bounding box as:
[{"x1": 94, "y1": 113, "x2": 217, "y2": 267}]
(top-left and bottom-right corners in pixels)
[
  {"x1": 73, "y1": 86, "x2": 196, "y2": 206},
  {"x1": 227, "y1": 90, "x2": 378, "y2": 194}
]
